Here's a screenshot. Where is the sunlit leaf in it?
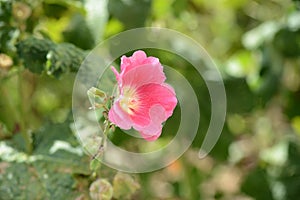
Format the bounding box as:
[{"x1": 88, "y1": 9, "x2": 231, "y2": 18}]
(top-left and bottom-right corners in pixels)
[{"x1": 242, "y1": 21, "x2": 280, "y2": 50}]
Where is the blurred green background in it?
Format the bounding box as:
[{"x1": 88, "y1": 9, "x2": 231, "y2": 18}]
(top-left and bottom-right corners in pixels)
[{"x1": 1, "y1": 0, "x2": 300, "y2": 199}]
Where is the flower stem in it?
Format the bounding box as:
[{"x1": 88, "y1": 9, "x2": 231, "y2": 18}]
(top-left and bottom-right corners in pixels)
[{"x1": 18, "y1": 69, "x2": 32, "y2": 154}]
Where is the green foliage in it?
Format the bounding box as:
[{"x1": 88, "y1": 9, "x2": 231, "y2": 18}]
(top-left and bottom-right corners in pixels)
[
  {"x1": 108, "y1": 0, "x2": 151, "y2": 28},
  {"x1": 17, "y1": 37, "x2": 86, "y2": 77},
  {"x1": 16, "y1": 37, "x2": 53, "y2": 73},
  {"x1": 0, "y1": 0, "x2": 18, "y2": 54},
  {"x1": 0, "y1": 121, "x2": 90, "y2": 200},
  {"x1": 63, "y1": 13, "x2": 95, "y2": 50},
  {"x1": 0, "y1": 162, "x2": 80, "y2": 200},
  {"x1": 241, "y1": 168, "x2": 274, "y2": 200},
  {"x1": 280, "y1": 142, "x2": 300, "y2": 200},
  {"x1": 43, "y1": 2, "x2": 68, "y2": 19},
  {"x1": 225, "y1": 78, "x2": 257, "y2": 113},
  {"x1": 273, "y1": 28, "x2": 300, "y2": 58}
]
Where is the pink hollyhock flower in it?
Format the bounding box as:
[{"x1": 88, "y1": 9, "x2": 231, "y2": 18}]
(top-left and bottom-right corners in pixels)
[{"x1": 108, "y1": 50, "x2": 177, "y2": 141}]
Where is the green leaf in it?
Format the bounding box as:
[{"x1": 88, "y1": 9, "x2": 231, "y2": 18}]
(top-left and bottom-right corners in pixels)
[
  {"x1": 32, "y1": 122, "x2": 89, "y2": 174},
  {"x1": 0, "y1": 163, "x2": 45, "y2": 200},
  {"x1": 0, "y1": 1, "x2": 19, "y2": 54},
  {"x1": 0, "y1": 26, "x2": 19, "y2": 54},
  {"x1": 152, "y1": 0, "x2": 173, "y2": 19},
  {"x1": 225, "y1": 50, "x2": 259, "y2": 78},
  {"x1": 241, "y1": 168, "x2": 274, "y2": 200},
  {"x1": 225, "y1": 77, "x2": 257, "y2": 114},
  {"x1": 62, "y1": 13, "x2": 95, "y2": 50},
  {"x1": 108, "y1": 0, "x2": 151, "y2": 28},
  {"x1": 273, "y1": 27, "x2": 300, "y2": 58},
  {"x1": 17, "y1": 37, "x2": 54, "y2": 73},
  {"x1": 292, "y1": 116, "x2": 300, "y2": 135},
  {"x1": 242, "y1": 21, "x2": 280, "y2": 50},
  {"x1": 0, "y1": 161, "x2": 85, "y2": 200},
  {"x1": 279, "y1": 142, "x2": 300, "y2": 200},
  {"x1": 43, "y1": 2, "x2": 68, "y2": 19},
  {"x1": 45, "y1": 42, "x2": 86, "y2": 77},
  {"x1": 0, "y1": 0, "x2": 12, "y2": 23},
  {"x1": 17, "y1": 37, "x2": 86, "y2": 77},
  {"x1": 254, "y1": 45, "x2": 282, "y2": 104},
  {"x1": 0, "y1": 121, "x2": 91, "y2": 199},
  {"x1": 171, "y1": 0, "x2": 188, "y2": 17},
  {"x1": 284, "y1": 91, "x2": 300, "y2": 119}
]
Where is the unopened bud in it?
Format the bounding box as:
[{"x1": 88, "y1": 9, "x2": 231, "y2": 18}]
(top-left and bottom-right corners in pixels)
[{"x1": 89, "y1": 179, "x2": 113, "y2": 200}]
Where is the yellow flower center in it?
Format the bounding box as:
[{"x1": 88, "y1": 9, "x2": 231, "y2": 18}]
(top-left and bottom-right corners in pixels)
[{"x1": 119, "y1": 87, "x2": 139, "y2": 115}]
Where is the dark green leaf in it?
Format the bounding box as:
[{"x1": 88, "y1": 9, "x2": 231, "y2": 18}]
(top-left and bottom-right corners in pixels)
[
  {"x1": 172, "y1": 0, "x2": 188, "y2": 17},
  {"x1": 46, "y1": 43, "x2": 86, "y2": 77},
  {"x1": 273, "y1": 27, "x2": 300, "y2": 58},
  {"x1": 225, "y1": 77, "x2": 257, "y2": 113},
  {"x1": 17, "y1": 37, "x2": 54, "y2": 73},
  {"x1": 108, "y1": 0, "x2": 151, "y2": 28},
  {"x1": 43, "y1": 3, "x2": 68, "y2": 19},
  {"x1": 285, "y1": 90, "x2": 300, "y2": 119},
  {"x1": 280, "y1": 142, "x2": 300, "y2": 200},
  {"x1": 63, "y1": 14, "x2": 95, "y2": 50},
  {"x1": 241, "y1": 168, "x2": 274, "y2": 200},
  {"x1": 0, "y1": 0, "x2": 12, "y2": 23},
  {"x1": 17, "y1": 37, "x2": 87, "y2": 77}
]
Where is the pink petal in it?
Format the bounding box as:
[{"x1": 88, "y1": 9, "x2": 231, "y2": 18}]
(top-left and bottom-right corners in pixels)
[
  {"x1": 120, "y1": 50, "x2": 162, "y2": 75},
  {"x1": 108, "y1": 100, "x2": 133, "y2": 130},
  {"x1": 120, "y1": 55, "x2": 131, "y2": 72},
  {"x1": 117, "y1": 50, "x2": 166, "y2": 89},
  {"x1": 140, "y1": 128, "x2": 161, "y2": 141},
  {"x1": 162, "y1": 83, "x2": 176, "y2": 95},
  {"x1": 111, "y1": 66, "x2": 121, "y2": 85},
  {"x1": 131, "y1": 50, "x2": 147, "y2": 65},
  {"x1": 146, "y1": 56, "x2": 160, "y2": 66},
  {"x1": 135, "y1": 105, "x2": 166, "y2": 141},
  {"x1": 120, "y1": 50, "x2": 147, "y2": 72},
  {"x1": 122, "y1": 64, "x2": 166, "y2": 89},
  {"x1": 130, "y1": 83, "x2": 177, "y2": 127}
]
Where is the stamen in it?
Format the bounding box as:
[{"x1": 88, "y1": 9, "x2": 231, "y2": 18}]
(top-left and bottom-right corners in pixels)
[{"x1": 119, "y1": 86, "x2": 139, "y2": 115}]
